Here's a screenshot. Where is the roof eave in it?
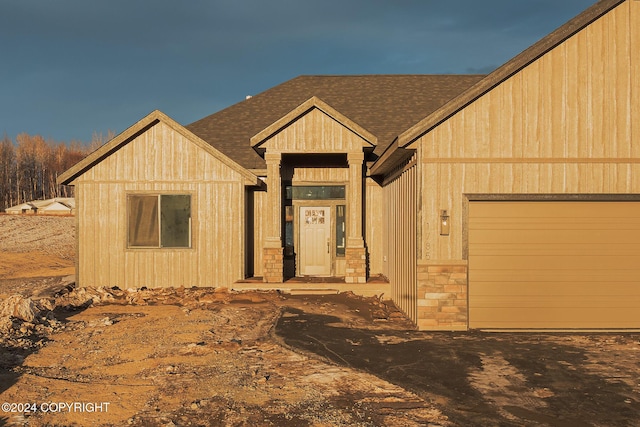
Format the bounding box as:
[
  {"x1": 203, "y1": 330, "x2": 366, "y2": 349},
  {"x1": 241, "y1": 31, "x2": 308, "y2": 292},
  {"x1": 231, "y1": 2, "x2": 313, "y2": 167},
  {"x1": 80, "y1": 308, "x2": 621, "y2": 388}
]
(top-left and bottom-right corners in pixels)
[{"x1": 369, "y1": 138, "x2": 415, "y2": 177}]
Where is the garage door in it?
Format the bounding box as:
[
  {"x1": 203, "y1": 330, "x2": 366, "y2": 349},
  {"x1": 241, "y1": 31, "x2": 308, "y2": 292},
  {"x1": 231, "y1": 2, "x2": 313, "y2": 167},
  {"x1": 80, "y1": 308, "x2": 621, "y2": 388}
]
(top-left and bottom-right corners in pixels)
[{"x1": 469, "y1": 201, "x2": 640, "y2": 329}]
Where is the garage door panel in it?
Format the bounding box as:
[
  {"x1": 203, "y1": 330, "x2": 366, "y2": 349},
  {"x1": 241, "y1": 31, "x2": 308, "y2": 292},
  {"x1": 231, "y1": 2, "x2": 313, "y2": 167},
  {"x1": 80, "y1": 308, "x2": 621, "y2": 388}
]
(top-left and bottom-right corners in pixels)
[
  {"x1": 470, "y1": 243, "x2": 640, "y2": 257},
  {"x1": 470, "y1": 229, "x2": 640, "y2": 245},
  {"x1": 472, "y1": 282, "x2": 640, "y2": 296},
  {"x1": 471, "y1": 307, "x2": 640, "y2": 329},
  {"x1": 470, "y1": 219, "x2": 640, "y2": 231},
  {"x1": 472, "y1": 255, "x2": 639, "y2": 270},
  {"x1": 472, "y1": 295, "x2": 640, "y2": 308},
  {"x1": 469, "y1": 201, "x2": 640, "y2": 329},
  {"x1": 472, "y1": 270, "x2": 639, "y2": 282},
  {"x1": 471, "y1": 201, "x2": 640, "y2": 218}
]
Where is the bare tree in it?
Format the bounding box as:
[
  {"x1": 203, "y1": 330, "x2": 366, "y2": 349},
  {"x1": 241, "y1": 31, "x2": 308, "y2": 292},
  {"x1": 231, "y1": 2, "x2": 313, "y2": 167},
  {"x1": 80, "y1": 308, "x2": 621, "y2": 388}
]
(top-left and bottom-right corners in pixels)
[
  {"x1": 0, "y1": 133, "x2": 95, "y2": 211},
  {"x1": 0, "y1": 135, "x2": 16, "y2": 208}
]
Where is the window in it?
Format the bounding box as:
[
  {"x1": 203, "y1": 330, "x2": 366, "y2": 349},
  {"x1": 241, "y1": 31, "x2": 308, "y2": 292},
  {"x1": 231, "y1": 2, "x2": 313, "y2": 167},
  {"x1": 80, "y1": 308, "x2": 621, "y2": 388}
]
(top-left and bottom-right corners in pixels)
[
  {"x1": 128, "y1": 194, "x2": 191, "y2": 248},
  {"x1": 336, "y1": 205, "x2": 346, "y2": 256},
  {"x1": 285, "y1": 185, "x2": 345, "y2": 200}
]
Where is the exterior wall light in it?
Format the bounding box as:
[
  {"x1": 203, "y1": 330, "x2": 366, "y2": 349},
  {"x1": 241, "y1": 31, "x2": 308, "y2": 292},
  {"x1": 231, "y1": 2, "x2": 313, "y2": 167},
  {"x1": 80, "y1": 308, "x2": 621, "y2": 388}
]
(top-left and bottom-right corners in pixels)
[{"x1": 440, "y1": 209, "x2": 450, "y2": 236}]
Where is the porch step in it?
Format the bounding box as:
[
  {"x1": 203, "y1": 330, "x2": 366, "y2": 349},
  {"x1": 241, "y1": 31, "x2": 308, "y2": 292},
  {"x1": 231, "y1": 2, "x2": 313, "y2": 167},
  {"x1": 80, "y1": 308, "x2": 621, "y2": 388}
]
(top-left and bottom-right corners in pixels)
[{"x1": 231, "y1": 280, "x2": 391, "y2": 299}]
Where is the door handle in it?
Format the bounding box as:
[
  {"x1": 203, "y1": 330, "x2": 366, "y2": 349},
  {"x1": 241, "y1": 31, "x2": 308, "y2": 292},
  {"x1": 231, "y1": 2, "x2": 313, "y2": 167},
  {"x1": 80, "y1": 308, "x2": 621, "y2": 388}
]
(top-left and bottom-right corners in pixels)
[{"x1": 327, "y1": 241, "x2": 330, "y2": 254}]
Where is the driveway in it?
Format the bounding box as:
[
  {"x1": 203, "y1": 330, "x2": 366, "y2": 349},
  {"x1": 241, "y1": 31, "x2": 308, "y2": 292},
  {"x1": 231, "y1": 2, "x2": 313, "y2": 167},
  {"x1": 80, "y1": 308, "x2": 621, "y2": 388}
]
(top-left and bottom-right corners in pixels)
[{"x1": 277, "y1": 300, "x2": 640, "y2": 427}]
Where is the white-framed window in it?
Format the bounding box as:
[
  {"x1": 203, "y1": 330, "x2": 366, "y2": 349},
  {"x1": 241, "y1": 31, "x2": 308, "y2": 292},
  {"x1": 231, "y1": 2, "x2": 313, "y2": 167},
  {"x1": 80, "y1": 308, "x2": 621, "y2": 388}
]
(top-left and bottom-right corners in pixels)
[{"x1": 127, "y1": 194, "x2": 191, "y2": 248}]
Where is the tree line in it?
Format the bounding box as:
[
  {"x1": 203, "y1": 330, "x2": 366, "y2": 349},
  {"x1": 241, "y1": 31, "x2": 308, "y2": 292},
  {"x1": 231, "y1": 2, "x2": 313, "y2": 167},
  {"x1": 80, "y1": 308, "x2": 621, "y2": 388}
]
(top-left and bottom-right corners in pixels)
[{"x1": 0, "y1": 132, "x2": 113, "y2": 212}]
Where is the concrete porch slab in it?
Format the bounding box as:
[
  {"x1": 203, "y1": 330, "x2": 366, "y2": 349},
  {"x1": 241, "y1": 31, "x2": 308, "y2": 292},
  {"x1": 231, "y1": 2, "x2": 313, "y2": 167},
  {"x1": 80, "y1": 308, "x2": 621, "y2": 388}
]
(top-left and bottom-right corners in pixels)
[{"x1": 233, "y1": 275, "x2": 391, "y2": 299}]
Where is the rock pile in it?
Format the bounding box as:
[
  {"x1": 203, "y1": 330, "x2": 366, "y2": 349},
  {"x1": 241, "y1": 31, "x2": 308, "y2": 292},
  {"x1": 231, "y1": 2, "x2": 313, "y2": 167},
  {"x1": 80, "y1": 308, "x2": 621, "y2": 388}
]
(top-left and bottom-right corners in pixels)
[{"x1": 0, "y1": 284, "x2": 285, "y2": 352}]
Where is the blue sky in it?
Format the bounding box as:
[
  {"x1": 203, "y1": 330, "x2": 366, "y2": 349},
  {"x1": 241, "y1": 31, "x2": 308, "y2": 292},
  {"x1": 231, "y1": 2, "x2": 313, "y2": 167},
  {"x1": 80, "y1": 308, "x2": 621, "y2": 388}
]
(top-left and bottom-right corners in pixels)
[{"x1": 1, "y1": 0, "x2": 596, "y2": 144}]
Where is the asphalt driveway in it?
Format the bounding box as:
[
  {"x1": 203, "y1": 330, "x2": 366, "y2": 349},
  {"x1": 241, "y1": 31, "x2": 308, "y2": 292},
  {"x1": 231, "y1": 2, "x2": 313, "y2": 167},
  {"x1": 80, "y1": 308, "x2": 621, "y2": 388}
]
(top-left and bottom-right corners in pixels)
[{"x1": 277, "y1": 301, "x2": 640, "y2": 427}]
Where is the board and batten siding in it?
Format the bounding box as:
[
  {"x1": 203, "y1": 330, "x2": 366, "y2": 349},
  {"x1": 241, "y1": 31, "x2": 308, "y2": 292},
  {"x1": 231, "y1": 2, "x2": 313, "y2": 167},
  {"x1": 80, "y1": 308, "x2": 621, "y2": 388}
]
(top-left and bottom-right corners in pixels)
[
  {"x1": 418, "y1": 0, "x2": 640, "y2": 263},
  {"x1": 384, "y1": 157, "x2": 417, "y2": 323},
  {"x1": 365, "y1": 178, "x2": 384, "y2": 276},
  {"x1": 251, "y1": 188, "x2": 268, "y2": 277},
  {"x1": 290, "y1": 167, "x2": 349, "y2": 183},
  {"x1": 262, "y1": 108, "x2": 371, "y2": 154},
  {"x1": 75, "y1": 120, "x2": 246, "y2": 289}
]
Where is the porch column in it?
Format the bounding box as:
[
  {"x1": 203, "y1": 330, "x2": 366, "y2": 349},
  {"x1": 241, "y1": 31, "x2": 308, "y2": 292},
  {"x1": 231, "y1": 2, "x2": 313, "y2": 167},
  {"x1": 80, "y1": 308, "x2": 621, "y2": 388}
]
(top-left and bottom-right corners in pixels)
[
  {"x1": 345, "y1": 151, "x2": 367, "y2": 284},
  {"x1": 263, "y1": 152, "x2": 283, "y2": 283}
]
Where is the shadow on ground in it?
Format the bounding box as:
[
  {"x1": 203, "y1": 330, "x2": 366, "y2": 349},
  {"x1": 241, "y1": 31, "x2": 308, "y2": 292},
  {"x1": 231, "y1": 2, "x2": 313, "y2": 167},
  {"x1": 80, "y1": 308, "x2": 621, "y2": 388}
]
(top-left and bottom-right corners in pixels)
[{"x1": 276, "y1": 306, "x2": 640, "y2": 427}]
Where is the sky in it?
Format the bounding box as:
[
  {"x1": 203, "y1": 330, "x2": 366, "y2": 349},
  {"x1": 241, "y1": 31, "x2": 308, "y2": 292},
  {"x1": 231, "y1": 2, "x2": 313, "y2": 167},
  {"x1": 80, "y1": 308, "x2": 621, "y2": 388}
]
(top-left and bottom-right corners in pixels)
[{"x1": 1, "y1": 0, "x2": 596, "y2": 144}]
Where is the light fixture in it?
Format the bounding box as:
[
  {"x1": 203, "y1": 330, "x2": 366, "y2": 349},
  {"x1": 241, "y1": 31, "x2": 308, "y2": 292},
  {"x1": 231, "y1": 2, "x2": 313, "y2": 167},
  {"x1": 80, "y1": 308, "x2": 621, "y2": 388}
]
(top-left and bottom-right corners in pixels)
[{"x1": 440, "y1": 209, "x2": 450, "y2": 236}]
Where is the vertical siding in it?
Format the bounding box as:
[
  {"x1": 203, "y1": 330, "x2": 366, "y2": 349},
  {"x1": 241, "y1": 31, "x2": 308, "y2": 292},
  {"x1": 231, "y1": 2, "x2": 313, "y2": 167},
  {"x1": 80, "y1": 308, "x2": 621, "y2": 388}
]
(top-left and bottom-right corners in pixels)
[
  {"x1": 384, "y1": 158, "x2": 417, "y2": 322},
  {"x1": 76, "y1": 121, "x2": 246, "y2": 289},
  {"x1": 267, "y1": 109, "x2": 369, "y2": 153},
  {"x1": 291, "y1": 167, "x2": 349, "y2": 183},
  {"x1": 418, "y1": 2, "x2": 639, "y2": 262},
  {"x1": 252, "y1": 189, "x2": 267, "y2": 276},
  {"x1": 365, "y1": 178, "x2": 384, "y2": 275}
]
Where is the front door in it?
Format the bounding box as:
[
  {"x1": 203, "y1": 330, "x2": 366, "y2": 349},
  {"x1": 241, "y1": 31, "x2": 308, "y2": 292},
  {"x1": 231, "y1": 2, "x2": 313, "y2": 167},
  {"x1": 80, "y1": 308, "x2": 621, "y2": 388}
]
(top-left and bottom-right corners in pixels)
[{"x1": 299, "y1": 206, "x2": 331, "y2": 276}]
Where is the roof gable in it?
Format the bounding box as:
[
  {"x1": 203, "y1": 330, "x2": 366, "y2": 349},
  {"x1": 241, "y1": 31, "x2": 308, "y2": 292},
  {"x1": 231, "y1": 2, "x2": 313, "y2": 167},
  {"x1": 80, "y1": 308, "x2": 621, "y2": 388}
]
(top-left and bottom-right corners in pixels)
[
  {"x1": 398, "y1": 0, "x2": 627, "y2": 148},
  {"x1": 58, "y1": 110, "x2": 258, "y2": 186},
  {"x1": 41, "y1": 201, "x2": 72, "y2": 211},
  {"x1": 251, "y1": 96, "x2": 377, "y2": 153}
]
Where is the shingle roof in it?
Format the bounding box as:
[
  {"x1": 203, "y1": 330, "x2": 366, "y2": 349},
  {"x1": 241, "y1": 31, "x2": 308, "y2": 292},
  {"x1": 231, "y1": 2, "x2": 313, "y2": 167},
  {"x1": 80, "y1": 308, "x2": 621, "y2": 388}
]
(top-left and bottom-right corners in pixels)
[{"x1": 186, "y1": 75, "x2": 484, "y2": 170}]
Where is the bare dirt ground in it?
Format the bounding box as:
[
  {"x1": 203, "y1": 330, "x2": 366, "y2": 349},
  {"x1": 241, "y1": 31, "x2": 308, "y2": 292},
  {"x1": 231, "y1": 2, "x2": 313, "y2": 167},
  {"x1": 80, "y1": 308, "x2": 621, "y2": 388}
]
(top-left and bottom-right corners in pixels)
[{"x1": 1, "y1": 214, "x2": 640, "y2": 426}]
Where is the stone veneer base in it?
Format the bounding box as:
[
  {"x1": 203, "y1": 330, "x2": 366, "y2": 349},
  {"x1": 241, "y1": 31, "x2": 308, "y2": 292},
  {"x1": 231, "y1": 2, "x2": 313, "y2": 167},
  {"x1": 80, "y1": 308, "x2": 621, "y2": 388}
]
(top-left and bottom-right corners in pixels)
[
  {"x1": 344, "y1": 247, "x2": 367, "y2": 284},
  {"x1": 416, "y1": 261, "x2": 468, "y2": 330},
  {"x1": 263, "y1": 247, "x2": 284, "y2": 283}
]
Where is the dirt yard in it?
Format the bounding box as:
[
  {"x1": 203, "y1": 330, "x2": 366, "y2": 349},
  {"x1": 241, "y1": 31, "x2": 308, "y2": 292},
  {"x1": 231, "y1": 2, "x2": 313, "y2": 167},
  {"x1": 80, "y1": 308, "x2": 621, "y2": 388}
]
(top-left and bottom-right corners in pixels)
[{"x1": 1, "y1": 214, "x2": 640, "y2": 426}]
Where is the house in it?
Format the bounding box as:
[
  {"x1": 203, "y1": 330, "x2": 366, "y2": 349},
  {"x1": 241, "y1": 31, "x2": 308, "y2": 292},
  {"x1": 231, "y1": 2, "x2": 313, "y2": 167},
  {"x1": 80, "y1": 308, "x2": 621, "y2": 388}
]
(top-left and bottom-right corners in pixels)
[
  {"x1": 5, "y1": 198, "x2": 75, "y2": 215},
  {"x1": 34, "y1": 198, "x2": 75, "y2": 215},
  {"x1": 5, "y1": 202, "x2": 36, "y2": 215},
  {"x1": 59, "y1": 0, "x2": 639, "y2": 330}
]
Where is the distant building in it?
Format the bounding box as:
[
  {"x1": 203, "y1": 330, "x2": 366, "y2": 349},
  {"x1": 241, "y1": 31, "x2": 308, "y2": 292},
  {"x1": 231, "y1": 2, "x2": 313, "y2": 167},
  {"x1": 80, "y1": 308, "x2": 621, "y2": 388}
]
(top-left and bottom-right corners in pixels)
[{"x1": 5, "y1": 198, "x2": 75, "y2": 216}]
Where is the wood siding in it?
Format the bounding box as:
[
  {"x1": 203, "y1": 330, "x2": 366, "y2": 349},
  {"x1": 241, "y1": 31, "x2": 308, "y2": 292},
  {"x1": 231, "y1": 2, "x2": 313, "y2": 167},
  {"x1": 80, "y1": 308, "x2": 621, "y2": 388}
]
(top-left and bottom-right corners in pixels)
[
  {"x1": 384, "y1": 158, "x2": 417, "y2": 322},
  {"x1": 290, "y1": 167, "x2": 349, "y2": 183},
  {"x1": 417, "y1": 1, "x2": 640, "y2": 262},
  {"x1": 261, "y1": 108, "x2": 371, "y2": 154},
  {"x1": 469, "y1": 201, "x2": 640, "y2": 329},
  {"x1": 75, "y1": 121, "x2": 246, "y2": 288},
  {"x1": 365, "y1": 178, "x2": 384, "y2": 276},
  {"x1": 251, "y1": 188, "x2": 268, "y2": 277}
]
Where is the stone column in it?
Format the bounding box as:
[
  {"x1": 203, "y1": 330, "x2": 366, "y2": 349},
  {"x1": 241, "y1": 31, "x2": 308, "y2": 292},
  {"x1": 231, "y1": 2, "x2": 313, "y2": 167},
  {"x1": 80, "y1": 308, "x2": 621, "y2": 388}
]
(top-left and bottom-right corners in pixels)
[
  {"x1": 263, "y1": 152, "x2": 283, "y2": 283},
  {"x1": 345, "y1": 151, "x2": 367, "y2": 284}
]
